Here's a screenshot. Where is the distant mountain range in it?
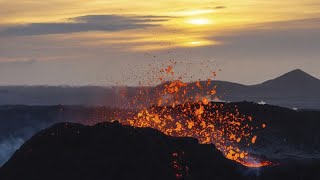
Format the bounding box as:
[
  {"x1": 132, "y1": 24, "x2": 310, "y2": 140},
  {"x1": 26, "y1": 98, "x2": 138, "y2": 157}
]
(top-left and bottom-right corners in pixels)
[
  {"x1": 212, "y1": 69, "x2": 320, "y2": 109},
  {"x1": 0, "y1": 69, "x2": 319, "y2": 109}
]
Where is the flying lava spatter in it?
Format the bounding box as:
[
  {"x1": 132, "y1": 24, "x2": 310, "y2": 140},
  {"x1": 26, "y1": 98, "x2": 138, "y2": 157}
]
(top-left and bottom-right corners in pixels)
[{"x1": 115, "y1": 61, "x2": 272, "y2": 168}]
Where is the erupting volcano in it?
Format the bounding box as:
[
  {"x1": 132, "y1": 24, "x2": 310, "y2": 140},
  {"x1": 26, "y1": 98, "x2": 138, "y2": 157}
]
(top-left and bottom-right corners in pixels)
[{"x1": 115, "y1": 62, "x2": 272, "y2": 168}]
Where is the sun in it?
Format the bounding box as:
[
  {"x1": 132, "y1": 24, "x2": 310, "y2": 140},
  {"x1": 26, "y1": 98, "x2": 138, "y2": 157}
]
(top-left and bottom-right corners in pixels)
[{"x1": 187, "y1": 18, "x2": 211, "y2": 25}]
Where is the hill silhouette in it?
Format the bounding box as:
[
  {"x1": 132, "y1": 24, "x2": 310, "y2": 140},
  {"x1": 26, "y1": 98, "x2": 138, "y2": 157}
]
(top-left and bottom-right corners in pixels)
[
  {"x1": 253, "y1": 69, "x2": 320, "y2": 96},
  {"x1": 0, "y1": 69, "x2": 320, "y2": 109},
  {"x1": 1, "y1": 120, "x2": 320, "y2": 180},
  {"x1": 260, "y1": 69, "x2": 319, "y2": 86},
  {"x1": 0, "y1": 122, "x2": 246, "y2": 180},
  {"x1": 0, "y1": 69, "x2": 319, "y2": 109},
  {"x1": 1, "y1": 102, "x2": 320, "y2": 166}
]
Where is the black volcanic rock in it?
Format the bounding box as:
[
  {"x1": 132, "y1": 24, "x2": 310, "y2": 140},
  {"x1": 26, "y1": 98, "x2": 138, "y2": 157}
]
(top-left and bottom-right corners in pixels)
[
  {"x1": 0, "y1": 121, "x2": 247, "y2": 180},
  {"x1": 1, "y1": 120, "x2": 320, "y2": 180}
]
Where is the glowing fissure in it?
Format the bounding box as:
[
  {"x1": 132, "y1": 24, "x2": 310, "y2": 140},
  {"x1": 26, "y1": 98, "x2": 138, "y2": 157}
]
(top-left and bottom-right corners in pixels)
[{"x1": 116, "y1": 63, "x2": 271, "y2": 168}]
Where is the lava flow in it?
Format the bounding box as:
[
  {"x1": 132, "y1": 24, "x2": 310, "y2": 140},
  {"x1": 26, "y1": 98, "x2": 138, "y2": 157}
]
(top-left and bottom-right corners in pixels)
[{"x1": 116, "y1": 62, "x2": 272, "y2": 168}]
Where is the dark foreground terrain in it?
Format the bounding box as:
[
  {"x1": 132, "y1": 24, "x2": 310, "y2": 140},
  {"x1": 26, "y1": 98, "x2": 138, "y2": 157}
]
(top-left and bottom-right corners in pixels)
[
  {"x1": 0, "y1": 105, "x2": 119, "y2": 165},
  {"x1": 1, "y1": 121, "x2": 320, "y2": 180}
]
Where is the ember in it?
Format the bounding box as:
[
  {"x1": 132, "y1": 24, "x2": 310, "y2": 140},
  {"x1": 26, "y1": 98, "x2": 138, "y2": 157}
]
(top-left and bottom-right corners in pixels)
[{"x1": 116, "y1": 62, "x2": 271, "y2": 168}]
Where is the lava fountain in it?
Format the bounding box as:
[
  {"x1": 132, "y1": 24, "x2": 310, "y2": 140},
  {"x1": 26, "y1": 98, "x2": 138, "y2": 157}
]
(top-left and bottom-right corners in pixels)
[{"x1": 115, "y1": 62, "x2": 272, "y2": 168}]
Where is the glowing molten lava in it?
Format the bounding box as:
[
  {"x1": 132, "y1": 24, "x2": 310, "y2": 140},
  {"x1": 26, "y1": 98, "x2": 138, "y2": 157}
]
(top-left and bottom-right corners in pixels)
[
  {"x1": 116, "y1": 63, "x2": 271, "y2": 168},
  {"x1": 241, "y1": 160, "x2": 273, "y2": 168}
]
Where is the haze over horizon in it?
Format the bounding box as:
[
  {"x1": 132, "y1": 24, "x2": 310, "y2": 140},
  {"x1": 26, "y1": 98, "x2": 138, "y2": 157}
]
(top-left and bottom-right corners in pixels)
[
  {"x1": 0, "y1": 0, "x2": 319, "y2": 86},
  {"x1": 0, "y1": 68, "x2": 318, "y2": 87}
]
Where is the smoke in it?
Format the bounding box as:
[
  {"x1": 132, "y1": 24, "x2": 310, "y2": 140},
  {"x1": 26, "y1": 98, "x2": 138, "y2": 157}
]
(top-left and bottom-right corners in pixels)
[
  {"x1": 0, "y1": 123, "x2": 51, "y2": 166},
  {"x1": 0, "y1": 136, "x2": 24, "y2": 166}
]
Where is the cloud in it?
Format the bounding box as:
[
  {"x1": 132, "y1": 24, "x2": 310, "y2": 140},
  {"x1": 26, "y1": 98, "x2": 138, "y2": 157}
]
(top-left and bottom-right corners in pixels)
[
  {"x1": 214, "y1": 6, "x2": 226, "y2": 9},
  {"x1": 0, "y1": 59, "x2": 37, "y2": 68},
  {"x1": 0, "y1": 15, "x2": 170, "y2": 36},
  {"x1": 210, "y1": 18, "x2": 320, "y2": 58}
]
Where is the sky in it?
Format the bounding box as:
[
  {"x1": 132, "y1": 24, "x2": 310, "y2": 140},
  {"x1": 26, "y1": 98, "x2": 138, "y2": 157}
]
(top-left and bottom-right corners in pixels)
[{"x1": 0, "y1": 0, "x2": 319, "y2": 86}]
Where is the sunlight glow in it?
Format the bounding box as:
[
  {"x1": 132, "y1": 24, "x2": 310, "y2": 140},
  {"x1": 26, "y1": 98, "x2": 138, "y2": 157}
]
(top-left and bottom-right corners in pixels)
[
  {"x1": 187, "y1": 18, "x2": 211, "y2": 25},
  {"x1": 176, "y1": 9, "x2": 215, "y2": 16},
  {"x1": 185, "y1": 40, "x2": 215, "y2": 47},
  {"x1": 1, "y1": 0, "x2": 319, "y2": 52}
]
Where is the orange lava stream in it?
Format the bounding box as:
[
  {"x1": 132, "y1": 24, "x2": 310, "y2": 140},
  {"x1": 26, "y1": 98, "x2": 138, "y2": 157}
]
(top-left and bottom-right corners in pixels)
[{"x1": 241, "y1": 160, "x2": 273, "y2": 168}]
